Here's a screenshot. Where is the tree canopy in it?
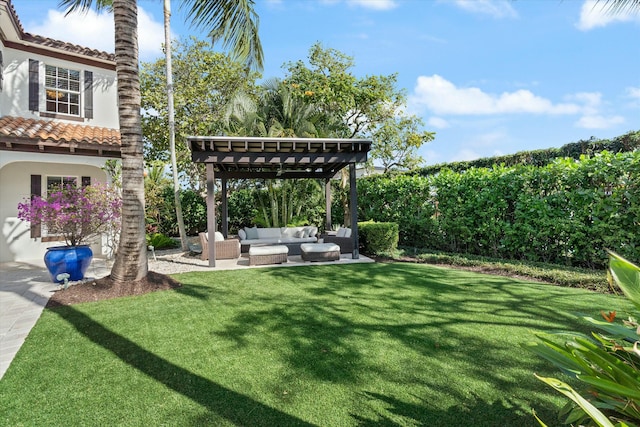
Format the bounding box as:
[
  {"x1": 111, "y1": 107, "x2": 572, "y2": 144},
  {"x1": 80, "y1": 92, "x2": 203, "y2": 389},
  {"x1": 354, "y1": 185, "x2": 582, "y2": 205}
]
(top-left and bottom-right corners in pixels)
[{"x1": 141, "y1": 38, "x2": 259, "y2": 189}]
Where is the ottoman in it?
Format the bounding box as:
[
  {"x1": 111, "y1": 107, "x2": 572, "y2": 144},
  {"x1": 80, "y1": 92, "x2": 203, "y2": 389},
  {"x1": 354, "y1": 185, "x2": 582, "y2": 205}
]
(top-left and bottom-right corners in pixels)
[
  {"x1": 300, "y1": 243, "x2": 341, "y2": 262},
  {"x1": 249, "y1": 245, "x2": 289, "y2": 266}
]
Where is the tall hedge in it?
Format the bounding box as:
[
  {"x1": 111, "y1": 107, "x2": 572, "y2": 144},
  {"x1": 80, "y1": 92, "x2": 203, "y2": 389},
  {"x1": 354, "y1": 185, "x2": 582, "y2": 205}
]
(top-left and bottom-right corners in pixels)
[
  {"x1": 412, "y1": 130, "x2": 639, "y2": 176},
  {"x1": 357, "y1": 150, "x2": 639, "y2": 268}
]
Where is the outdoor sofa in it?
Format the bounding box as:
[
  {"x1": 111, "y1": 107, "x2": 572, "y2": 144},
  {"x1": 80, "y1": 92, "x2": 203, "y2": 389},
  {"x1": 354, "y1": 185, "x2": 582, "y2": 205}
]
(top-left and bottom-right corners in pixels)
[{"x1": 238, "y1": 226, "x2": 319, "y2": 252}]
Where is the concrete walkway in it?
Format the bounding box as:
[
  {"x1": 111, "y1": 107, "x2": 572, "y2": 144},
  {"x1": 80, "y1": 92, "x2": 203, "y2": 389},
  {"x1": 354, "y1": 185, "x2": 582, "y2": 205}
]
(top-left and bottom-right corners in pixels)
[
  {"x1": 0, "y1": 251, "x2": 372, "y2": 380},
  {"x1": 0, "y1": 259, "x2": 111, "y2": 379}
]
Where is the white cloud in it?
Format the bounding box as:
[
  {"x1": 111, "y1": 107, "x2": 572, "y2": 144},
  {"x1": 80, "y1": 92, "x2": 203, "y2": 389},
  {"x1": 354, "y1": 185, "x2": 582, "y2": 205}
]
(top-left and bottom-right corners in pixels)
[
  {"x1": 347, "y1": 0, "x2": 398, "y2": 10},
  {"x1": 628, "y1": 87, "x2": 640, "y2": 99},
  {"x1": 576, "y1": 0, "x2": 640, "y2": 30},
  {"x1": 427, "y1": 117, "x2": 450, "y2": 129},
  {"x1": 137, "y1": 7, "x2": 167, "y2": 60},
  {"x1": 320, "y1": 0, "x2": 398, "y2": 10},
  {"x1": 450, "y1": 0, "x2": 518, "y2": 19},
  {"x1": 409, "y1": 74, "x2": 581, "y2": 115},
  {"x1": 575, "y1": 115, "x2": 625, "y2": 129},
  {"x1": 28, "y1": 6, "x2": 166, "y2": 61},
  {"x1": 31, "y1": 8, "x2": 114, "y2": 53}
]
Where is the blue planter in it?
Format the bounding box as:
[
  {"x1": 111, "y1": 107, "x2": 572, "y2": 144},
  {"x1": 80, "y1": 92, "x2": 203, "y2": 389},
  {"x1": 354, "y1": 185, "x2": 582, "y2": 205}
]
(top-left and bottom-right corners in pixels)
[{"x1": 44, "y1": 245, "x2": 93, "y2": 283}]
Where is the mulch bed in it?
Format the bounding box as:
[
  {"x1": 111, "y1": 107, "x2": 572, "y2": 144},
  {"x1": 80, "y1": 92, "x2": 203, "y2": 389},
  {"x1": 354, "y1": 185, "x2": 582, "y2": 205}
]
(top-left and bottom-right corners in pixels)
[{"x1": 46, "y1": 271, "x2": 182, "y2": 308}]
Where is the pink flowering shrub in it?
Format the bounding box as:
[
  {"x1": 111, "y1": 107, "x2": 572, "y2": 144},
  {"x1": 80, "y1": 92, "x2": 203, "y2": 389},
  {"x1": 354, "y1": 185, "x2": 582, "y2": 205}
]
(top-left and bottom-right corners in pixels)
[{"x1": 17, "y1": 183, "x2": 122, "y2": 247}]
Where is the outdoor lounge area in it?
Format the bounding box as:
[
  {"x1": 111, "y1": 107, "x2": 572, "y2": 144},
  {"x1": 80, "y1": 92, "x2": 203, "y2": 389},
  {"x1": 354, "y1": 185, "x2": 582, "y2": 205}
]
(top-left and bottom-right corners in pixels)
[{"x1": 187, "y1": 136, "x2": 371, "y2": 267}]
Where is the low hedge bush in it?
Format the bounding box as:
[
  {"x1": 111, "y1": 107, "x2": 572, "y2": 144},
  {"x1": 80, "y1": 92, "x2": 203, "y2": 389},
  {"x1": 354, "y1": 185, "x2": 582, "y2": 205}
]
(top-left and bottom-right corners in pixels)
[{"x1": 358, "y1": 221, "x2": 399, "y2": 255}]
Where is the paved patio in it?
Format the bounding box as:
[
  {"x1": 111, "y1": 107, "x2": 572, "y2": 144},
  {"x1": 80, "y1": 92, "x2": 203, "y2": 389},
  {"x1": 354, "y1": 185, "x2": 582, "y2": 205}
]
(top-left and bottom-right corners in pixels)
[{"x1": 0, "y1": 250, "x2": 373, "y2": 379}]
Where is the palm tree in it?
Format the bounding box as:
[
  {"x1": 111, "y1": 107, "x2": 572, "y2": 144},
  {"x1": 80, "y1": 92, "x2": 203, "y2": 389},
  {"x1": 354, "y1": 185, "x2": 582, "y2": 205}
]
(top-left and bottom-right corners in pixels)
[
  {"x1": 225, "y1": 79, "x2": 321, "y2": 138},
  {"x1": 60, "y1": 0, "x2": 263, "y2": 284},
  {"x1": 163, "y1": 0, "x2": 188, "y2": 252},
  {"x1": 224, "y1": 80, "x2": 327, "y2": 227}
]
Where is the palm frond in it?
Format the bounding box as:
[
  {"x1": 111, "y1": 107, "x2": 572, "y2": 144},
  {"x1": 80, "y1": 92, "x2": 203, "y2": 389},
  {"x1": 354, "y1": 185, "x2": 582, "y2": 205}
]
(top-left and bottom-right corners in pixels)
[
  {"x1": 181, "y1": 0, "x2": 264, "y2": 71},
  {"x1": 58, "y1": 0, "x2": 112, "y2": 15},
  {"x1": 595, "y1": 0, "x2": 640, "y2": 15}
]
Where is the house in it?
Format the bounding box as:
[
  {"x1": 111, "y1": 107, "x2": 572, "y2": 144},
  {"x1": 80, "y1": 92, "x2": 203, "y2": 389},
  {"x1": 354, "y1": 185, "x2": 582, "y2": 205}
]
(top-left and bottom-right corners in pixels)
[{"x1": 0, "y1": 0, "x2": 121, "y2": 263}]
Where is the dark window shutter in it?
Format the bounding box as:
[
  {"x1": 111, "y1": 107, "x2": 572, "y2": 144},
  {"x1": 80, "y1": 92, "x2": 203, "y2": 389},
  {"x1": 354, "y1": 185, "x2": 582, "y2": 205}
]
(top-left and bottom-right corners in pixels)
[
  {"x1": 30, "y1": 175, "x2": 42, "y2": 238},
  {"x1": 29, "y1": 59, "x2": 39, "y2": 111},
  {"x1": 81, "y1": 176, "x2": 91, "y2": 187},
  {"x1": 84, "y1": 70, "x2": 93, "y2": 119}
]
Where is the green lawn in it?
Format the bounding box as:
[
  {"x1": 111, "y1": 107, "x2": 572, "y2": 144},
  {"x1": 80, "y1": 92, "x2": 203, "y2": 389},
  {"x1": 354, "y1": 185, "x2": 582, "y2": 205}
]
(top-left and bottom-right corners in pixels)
[{"x1": 0, "y1": 263, "x2": 633, "y2": 426}]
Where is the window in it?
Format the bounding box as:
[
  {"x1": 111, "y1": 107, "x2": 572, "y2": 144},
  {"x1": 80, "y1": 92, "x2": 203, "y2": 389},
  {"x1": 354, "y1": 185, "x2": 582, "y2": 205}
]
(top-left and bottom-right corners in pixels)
[
  {"x1": 46, "y1": 176, "x2": 78, "y2": 194},
  {"x1": 45, "y1": 65, "x2": 80, "y2": 116}
]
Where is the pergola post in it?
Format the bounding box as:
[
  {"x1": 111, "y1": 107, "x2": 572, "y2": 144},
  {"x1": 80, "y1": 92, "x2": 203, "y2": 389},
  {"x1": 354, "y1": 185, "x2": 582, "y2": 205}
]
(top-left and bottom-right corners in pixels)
[
  {"x1": 324, "y1": 177, "x2": 332, "y2": 233},
  {"x1": 221, "y1": 177, "x2": 228, "y2": 238},
  {"x1": 206, "y1": 163, "x2": 216, "y2": 267},
  {"x1": 349, "y1": 163, "x2": 359, "y2": 259}
]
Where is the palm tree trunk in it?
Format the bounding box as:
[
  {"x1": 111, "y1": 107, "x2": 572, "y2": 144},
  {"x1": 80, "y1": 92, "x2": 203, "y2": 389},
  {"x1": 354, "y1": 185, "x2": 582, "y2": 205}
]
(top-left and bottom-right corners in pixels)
[
  {"x1": 164, "y1": 0, "x2": 189, "y2": 251},
  {"x1": 110, "y1": 0, "x2": 148, "y2": 283}
]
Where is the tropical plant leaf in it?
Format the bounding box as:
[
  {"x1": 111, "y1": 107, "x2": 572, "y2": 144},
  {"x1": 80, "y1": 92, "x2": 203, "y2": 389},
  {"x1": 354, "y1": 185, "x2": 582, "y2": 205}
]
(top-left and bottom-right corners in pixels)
[
  {"x1": 524, "y1": 339, "x2": 587, "y2": 376},
  {"x1": 608, "y1": 251, "x2": 640, "y2": 310},
  {"x1": 578, "y1": 375, "x2": 640, "y2": 400},
  {"x1": 535, "y1": 374, "x2": 616, "y2": 427},
  {"x1": 583, "y1": 316, "x2": 640, "y2": 342}
]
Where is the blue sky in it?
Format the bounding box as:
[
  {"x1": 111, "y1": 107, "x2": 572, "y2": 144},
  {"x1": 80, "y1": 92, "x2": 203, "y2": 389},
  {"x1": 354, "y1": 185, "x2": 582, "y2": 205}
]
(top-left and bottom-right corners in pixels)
[{"x1": 12, "y1": 0, "x2": 640, "y2": 166}]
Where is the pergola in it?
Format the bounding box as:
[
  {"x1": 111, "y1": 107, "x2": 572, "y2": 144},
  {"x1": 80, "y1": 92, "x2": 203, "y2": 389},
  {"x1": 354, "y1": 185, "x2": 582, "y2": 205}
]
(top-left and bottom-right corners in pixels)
[{"x1": 187, "y1": 136, "x2": 372, "y2": 267}]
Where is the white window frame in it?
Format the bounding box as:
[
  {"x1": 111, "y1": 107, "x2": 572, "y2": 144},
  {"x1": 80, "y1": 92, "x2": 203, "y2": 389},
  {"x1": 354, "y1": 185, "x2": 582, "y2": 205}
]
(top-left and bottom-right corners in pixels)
[
  {"x1": 44, "y1": 64, "x2": 81, "y2": 117},
  {"x1": 46, "y1": 175, "x2": 79, "y2": 195}
]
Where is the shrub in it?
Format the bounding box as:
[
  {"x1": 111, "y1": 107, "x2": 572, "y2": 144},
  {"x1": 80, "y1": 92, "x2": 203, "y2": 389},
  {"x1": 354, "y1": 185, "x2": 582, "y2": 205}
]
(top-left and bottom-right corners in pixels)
[
  {"x1": 146, "y1": 233, "x2": 179, "y2": 250},
  {"x1": 357, "y1": 149, "x2": 639, "y2": 268},
  {"x1": 156, "y1": 187, "x2": 207, "y2": 236},
  {"x1": 358, "y1": 221, "x2": 399, "y2": 255},
  {"x1": 17, "y1": 182, "x2": 121, "y2": 247}
]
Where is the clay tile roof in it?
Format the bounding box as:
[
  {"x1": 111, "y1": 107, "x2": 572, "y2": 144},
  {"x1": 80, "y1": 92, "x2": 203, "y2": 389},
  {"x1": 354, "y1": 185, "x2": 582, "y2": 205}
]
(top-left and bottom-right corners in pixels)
[
  {"x1": 0, "y1": 116, "x2": 121, "y2": 151},
  {"x1": 5, "y1": 0, "x2": 115, "y2": 62},
  {"x1": 23, "y1": 33, "x2": 116, "y2": 62},
  {"x1": 5, "y1": 0, "x2": 25, "y2": 33}
]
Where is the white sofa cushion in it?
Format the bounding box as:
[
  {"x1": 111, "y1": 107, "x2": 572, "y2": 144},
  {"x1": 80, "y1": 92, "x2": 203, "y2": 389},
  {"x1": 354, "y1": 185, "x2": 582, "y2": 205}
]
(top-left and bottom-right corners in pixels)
[
  {"x1": 257, "y1": 227, "x2": 282, "y2": 239},
  {"x1": 281, "y1": 227, "x2": 299, "y2": 238},
  {"x1": 239, "y1": 226, "x2": 318, "y2": 246}
]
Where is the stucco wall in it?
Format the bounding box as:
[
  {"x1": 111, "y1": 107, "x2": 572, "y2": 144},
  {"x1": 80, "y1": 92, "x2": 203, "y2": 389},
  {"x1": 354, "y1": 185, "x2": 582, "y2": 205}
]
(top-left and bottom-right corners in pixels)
[
  {"x1": 0, "y1": 45, "x2": 118, "y2": 129},
  {"x1": 0, "y1": 152, "x2": 112, "y2": 263}
]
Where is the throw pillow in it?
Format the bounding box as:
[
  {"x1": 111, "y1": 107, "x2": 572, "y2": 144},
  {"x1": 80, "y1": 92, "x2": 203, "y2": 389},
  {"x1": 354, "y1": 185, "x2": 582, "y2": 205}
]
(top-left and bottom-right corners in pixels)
[
  {"x1": 294, "y1": 230, "x2": 303, "y2": 238},
  {"x1": 214, "y1": 231, "x2": 225, "y2": 241},
  {"x1": 245, "y1": 226, "x2": 259, "y2": 239},
  {"x1": 336, "y1": 227, "x2": 346, "y2": 238},
  {"x1": 309, "y1": 227, "x2": 318, "y2": 238},
  {"x1": 301, "y1": 228, "x2": 310, "y2": 238},
  {"x1": 343, "y1": 228, "x2": 352, "y2": 238},
  {"x1": 238, "y1": 229, "x2": 247, "y2": 240}
]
